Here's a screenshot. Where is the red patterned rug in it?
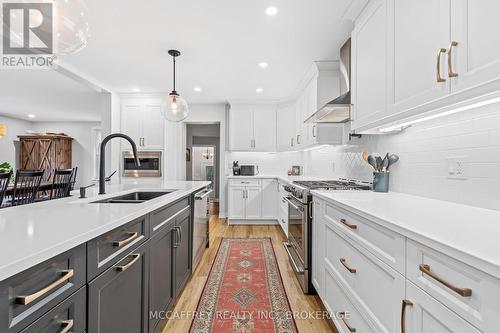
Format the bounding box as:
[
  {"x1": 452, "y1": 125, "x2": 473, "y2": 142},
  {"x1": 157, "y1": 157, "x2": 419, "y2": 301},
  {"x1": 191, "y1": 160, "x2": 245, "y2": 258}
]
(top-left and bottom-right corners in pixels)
[{"x1": 190, "y1": 238, "x2": 298, "y2": 333}]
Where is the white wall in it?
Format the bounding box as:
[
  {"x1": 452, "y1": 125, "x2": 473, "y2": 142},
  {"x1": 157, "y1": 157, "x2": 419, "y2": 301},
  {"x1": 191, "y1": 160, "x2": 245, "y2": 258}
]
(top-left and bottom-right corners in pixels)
[
  {"x1": 230, "y1": 102, "x2": 500, "y2": 211},
  {"x1": 0, "y1": 115, "x2": 32, "y2": 168},
  {"x1": 31, "y1": 121, "x2": 101, "y2": 188}
]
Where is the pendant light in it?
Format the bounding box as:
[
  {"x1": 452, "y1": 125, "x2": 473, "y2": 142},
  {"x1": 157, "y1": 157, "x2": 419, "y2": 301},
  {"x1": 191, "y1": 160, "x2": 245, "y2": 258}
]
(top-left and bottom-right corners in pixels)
[{"x1": 164, "y1": 50, "x2": 189, "y2": 122}]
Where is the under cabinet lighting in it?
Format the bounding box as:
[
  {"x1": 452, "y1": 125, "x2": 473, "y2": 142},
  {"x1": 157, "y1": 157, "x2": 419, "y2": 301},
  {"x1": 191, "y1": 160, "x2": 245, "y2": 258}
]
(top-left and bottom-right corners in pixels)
[
  {"x1": 379, "y1": 96, "x2": 500, "y2": 133},
  {"x1": 132, "y1": 88, "x2": 141, "y2": 92},
  {"x1": 27, "y1": 114, "x2": 36, "y2": 119},
  {"x1": 256, "y1": 88, "x2": 263, "y2": 93}
]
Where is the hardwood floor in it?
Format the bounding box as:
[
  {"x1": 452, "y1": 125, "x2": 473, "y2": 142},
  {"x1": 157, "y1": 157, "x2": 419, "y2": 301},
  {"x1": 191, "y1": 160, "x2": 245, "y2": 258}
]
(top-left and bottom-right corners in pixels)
[{"x1": 162, "y1": 216, "x2": 337, "y2": 333}]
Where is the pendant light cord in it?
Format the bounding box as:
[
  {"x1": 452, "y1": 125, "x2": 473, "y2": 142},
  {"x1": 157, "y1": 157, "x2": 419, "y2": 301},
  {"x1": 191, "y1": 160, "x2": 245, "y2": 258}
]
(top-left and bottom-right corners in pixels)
[{"x1": 172, "y1": 54, "x2": 176, "y2": 92}]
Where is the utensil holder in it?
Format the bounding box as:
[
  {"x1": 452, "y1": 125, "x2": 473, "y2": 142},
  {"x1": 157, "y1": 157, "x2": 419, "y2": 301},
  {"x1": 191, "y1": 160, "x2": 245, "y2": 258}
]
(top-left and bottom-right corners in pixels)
[{"x1": 373, "y1": 172, "x2": 390, "y2": 193}]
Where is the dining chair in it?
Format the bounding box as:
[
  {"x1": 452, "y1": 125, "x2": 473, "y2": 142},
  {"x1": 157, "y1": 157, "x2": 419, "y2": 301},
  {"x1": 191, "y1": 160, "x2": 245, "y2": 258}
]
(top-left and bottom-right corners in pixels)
[
  {"x1": 0, "y1": 171, "x2": 12, "y2": 207},
  {"x1": 11, "y1": 170, "x2": 44, "y2": 206},
  {"x1": 50, "y1": 169, "x2": 74, "y2": 199},
  {"x1": 69, "y1": 166, "x2": 78, "y2": 194}
]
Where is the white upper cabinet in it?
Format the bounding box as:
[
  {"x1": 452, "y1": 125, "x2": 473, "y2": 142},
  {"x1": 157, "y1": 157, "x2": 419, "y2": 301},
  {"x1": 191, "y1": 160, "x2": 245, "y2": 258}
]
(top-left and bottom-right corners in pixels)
[
  {"x1": 351, "y1": 0, "x2": 388, "y2": 131},
  {"x1": 352, "y1": 0, "x2": 500, "y2": 133},
  {"x1": 389, "y1": 0, "x2": 451, "y2": 114},
  {"x1": 228, "y1": 104, "x2": 276, "y2": 152},
  {"x1": 276, "y1": 103, "x2": 296, "y2": 151},
  {"x1": 451, "y1": 0, "x2": 500, "y2": 95},
  {"x1": 121, "y1": 102, "x2": 164, "y2": 150}
]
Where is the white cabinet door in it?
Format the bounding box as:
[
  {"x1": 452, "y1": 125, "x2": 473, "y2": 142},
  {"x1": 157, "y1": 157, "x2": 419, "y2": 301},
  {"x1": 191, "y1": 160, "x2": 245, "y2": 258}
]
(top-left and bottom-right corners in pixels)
[
  {"x1": 351, "y1": 0, "x2": 389, "y2": 131},
  {"x1": 312, "y1": 199, "x2": 325, "y2": 297},
  {"x1": 295, "y1": 93, "x2": 306, "y2": 148},
  {"x1": 261, "y1": 179, "x2": 277, "y2": 219},
  {"x1": 276, "y1": 104, "x2": 296, "y2": 151},
  {"x1": 252, "y1": 106, "x2": 276, "y2": 152},
  {"x1": 229, "y1": 106, "x2": 253, "y2": 151},
  {"x1": 451, "y1": 0, "x2": 500, "y2": 95},
  {"x1": 141, "y1": 105, "x2": 164, "y2": 149},
  {"x1": 228, "y1": 186, "x2": 246, "y2": 219},
  {"x1": 121, "y1": 105, "x2": 142, "y2": 145},
  {"x1": 388, "y1": 0, "x2": 451, "y2": 115},
  {"x1": 245, "y1": 187, "x2": 262, "y2": 219},
  {"x1": 405, "y1": 281, "x2": 481, "y2": 333}
]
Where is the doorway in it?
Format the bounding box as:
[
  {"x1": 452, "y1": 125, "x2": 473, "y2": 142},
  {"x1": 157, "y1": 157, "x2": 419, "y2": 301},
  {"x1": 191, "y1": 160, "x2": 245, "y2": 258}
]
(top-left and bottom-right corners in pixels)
[{"x1": 185, "y1": 123, "x2": 220, "y2": 214}]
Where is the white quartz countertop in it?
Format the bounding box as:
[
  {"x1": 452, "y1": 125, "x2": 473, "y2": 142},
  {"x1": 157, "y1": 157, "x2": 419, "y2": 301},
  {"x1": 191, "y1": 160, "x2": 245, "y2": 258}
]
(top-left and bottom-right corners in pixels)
[
  {"x1": 227, "y1": 174, "x2": 326, "y2": 184},
  {"x1": 0, "y1": 180, "x2": 210, "y2": 282},
  {"x1": 311, "y1": 190, "x2": 500, "y2": 278}
]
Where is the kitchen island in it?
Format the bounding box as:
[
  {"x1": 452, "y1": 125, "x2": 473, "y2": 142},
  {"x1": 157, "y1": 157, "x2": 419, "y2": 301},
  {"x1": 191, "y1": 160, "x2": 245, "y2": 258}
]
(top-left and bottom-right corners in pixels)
[{"x1": 0, "y1": 180, "x2": 210, "y2": 333}]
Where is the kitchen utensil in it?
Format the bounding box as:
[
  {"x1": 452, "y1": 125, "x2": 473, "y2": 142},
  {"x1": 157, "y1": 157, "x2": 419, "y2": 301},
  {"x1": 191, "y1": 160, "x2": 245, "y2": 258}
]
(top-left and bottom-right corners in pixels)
[
  {"x1": 367, "y1": 155, "x2": 377, "y2": 171},
  {"x1": 362, "y1": 151, "x2": 369, "y2": 161},
  {"x1": 382, "y1": 153, "x2": 389, "y2": 172},
  {"x1": 373, "y1": 172, "x2": 390, "y2": 192},
  {"x1": 376, "y1": 156, "x2": 383, "y2": 172},
  {"x1": 388, "y1": 154, "x2": 399, "y2": 169}
]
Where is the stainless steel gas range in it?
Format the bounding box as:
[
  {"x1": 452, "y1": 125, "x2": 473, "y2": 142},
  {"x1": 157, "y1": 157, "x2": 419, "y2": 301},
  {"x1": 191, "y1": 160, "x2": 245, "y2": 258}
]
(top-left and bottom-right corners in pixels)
[{"x1": 282, "y1": 178, "x2": 371, "y2": 294}]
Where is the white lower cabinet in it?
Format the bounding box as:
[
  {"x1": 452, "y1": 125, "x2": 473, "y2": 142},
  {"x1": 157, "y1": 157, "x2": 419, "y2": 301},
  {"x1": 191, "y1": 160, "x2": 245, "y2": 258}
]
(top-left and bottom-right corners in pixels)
[
  {"x1": 324, "y1": 220, "x2": 405, "y2": 333},
  {"x1": 404, "y1": 281, "x2": 481, "y2": 333},
  {"x1": 312, "y1": 196, "x2": 495, "y2": 333},
  {"x1": 228, "y1": 179, "x2": 278, "y2": 223}
]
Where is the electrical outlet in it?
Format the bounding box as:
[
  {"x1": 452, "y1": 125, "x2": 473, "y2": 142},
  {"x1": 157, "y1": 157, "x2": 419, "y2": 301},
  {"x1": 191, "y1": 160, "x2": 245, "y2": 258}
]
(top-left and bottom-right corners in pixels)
[{"x1": 446, "y1": 156, "x2": 467, "y2": 180}]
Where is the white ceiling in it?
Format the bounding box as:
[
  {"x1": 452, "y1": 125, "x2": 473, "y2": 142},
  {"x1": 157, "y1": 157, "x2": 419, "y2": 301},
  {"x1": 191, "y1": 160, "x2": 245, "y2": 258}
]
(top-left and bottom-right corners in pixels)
[
  {"x1": 0, "y1": 70, "x2": 103, "y2": 122},
  {"x1": 61, "y1": 0, "x2": 354, "y2": 103}
]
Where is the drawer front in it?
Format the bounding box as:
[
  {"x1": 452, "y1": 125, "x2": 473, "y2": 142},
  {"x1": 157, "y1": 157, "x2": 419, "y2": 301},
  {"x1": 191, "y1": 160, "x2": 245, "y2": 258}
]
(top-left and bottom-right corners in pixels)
[
  {"x1": 407, "y1": 240, "x2": 500, "y2": 332},
  {"x1": 0, "y1": 245, "x2": 86, "y2": 333},
  {"x1": 87, "y1": 216, "x2": 148, "y2": 280},
  {"x1": 150, "y1": 197, "x2": 190, "y2": 233},
  {"x1": 20, "y1": 286, "x2": 86, "y2": 333},
  {"x1": 323, "y1": 266, "x2": 376, "y2": 333},
  {"x1": 324, "y1": 222, "x2": 405, "y2": 333},
  {"x1": 229, "y1": 179, "x2": 261, "y2": 187},
  {"x1": 324, "y1": 201, "x2": 405, "y2": 273},
  {"x1": 405, "y1": 281, "x2": 481, "y2": 333}
]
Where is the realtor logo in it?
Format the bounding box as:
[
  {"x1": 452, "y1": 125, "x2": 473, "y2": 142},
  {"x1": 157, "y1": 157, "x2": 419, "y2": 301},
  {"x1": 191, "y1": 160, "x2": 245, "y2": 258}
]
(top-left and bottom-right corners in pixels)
[{"x1": 1, "y1": 0, "x2": 56, "y2": 69}]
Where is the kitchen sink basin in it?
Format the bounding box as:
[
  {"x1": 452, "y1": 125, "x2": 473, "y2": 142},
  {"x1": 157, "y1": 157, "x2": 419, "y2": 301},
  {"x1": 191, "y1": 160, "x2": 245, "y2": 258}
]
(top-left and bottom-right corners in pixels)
[{"x1": 91, "y1": 191, "x2": 173, "y2": 204}]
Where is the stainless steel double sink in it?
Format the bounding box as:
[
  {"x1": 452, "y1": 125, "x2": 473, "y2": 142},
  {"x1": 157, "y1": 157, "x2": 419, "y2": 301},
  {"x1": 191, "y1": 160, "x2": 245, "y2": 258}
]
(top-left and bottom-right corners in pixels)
[{"x1": 91, "y1": 191, "x2": 173, "y2": 204}]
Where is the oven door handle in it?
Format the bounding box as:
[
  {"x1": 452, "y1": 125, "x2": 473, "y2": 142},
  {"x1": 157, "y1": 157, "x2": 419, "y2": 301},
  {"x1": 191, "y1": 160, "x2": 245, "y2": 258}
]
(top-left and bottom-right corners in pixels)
[
  {"x1": 283, "y1": 196, "x2": 303, "y2": 212},
  {"x1": 283, "y1": 242, "x2": 305, "y2": 274}
]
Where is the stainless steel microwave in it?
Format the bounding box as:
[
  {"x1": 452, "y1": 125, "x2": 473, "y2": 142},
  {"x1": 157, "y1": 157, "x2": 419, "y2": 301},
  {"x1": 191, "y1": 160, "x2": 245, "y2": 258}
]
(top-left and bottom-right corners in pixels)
[
  {"x1": 239, "y1": 165, "x2": 259, "y2": 176},
  {"x1": 122, "y1": 151, "x2": 162, "y2": 177}
]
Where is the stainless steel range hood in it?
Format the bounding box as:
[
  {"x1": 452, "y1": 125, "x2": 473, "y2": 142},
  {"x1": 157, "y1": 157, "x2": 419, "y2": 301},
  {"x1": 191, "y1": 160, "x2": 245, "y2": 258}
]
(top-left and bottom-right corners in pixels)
[{"x1": 305, "y1": 38, "x2": 351, "y2": 123}]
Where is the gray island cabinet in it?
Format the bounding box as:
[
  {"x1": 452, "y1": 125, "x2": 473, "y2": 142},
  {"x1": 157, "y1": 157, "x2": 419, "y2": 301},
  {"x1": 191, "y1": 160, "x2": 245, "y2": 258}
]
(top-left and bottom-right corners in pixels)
[{"x1": 0, "y1": 192, "x2": 201, "y2": 333}]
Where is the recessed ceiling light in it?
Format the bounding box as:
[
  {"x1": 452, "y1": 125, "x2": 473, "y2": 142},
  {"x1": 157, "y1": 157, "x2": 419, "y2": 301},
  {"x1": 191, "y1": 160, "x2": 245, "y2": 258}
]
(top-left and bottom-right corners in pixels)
[
  {"x1": 193, "y1": 87, "x2": 202, "y2": 92},
  {"x1": 259, "y1": 62, "x2": 269, "y2": 69},
  {"x1": 265, "y1": 6, "x2": 278, "y2": 16},
  {"x1": 256, "y1": 88, "x2": 264, "y2": 93},
  {"x1": 27, "y1": 114, "x2": 36, "y2": 118},
  {"x1": 132, "y1": 88, "x2": 141, "y2": 92}
]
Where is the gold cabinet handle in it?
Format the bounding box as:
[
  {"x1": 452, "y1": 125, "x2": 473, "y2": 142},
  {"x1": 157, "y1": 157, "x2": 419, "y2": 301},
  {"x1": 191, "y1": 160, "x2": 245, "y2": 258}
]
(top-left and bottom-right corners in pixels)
[
  {"x1": 115, "y1": 253, "x2": 141, "y2": 272},
  {"x1": 401, "y1": 299, "x2": 413, "y2": 333},
  {"x1": 340, "y1": 258, "x2": 357, "y2": 273},
  {"x1": 340, "y1": 218, "x2": 357, "y2": 230},
  {"x1": 339, "y1": 312, "x2": 356, "y2": 332},
  {"x1": 58, "y1": 320, "x2": 74, "y2": 333},
  {"x1": 436, "y1": 48, "x2": 447, "y2": 82},
  {"x1": 16, "y1": 269, "x2": 74, "y2": 305},
  {"x1": 113, "y1": 232, "x2": 139, "y2": 247},
  {"x1": 447, "y1": 41, "x2": 458, "y2": 77},
  {"x1": 419, "y1": 264, "x2": 472, "y2": 297}
]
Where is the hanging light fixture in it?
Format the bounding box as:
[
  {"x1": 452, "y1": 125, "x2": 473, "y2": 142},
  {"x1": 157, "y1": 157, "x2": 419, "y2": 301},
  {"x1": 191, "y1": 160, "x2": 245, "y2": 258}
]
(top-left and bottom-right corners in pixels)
[
  {"x1": 164, "y1": 50, "x2": 189, "y2": 122},
  {"x1": 0, "y1": 123, "x2": 6, "y2": 138},
  {"x1": 54, "y1": 0, "x2": 91, "y2": 55}
]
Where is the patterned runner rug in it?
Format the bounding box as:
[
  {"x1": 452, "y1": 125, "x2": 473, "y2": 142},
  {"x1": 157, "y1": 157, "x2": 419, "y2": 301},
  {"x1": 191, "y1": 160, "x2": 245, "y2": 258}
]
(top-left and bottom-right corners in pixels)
[{"x1": 190, "y1": 238, "x2": 298, "y2": 333}]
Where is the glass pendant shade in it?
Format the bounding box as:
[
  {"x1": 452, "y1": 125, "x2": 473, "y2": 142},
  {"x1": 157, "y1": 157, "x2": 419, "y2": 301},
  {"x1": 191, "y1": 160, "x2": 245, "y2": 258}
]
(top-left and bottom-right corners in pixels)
[
  {"x1": 164, "y1": 92, "x2": 189, "y2": 122},
  {"x1": 54, "y1": 0, "x2": 91, "y2": 55},
  {"x1": 0, "y1": 123, "x2": 6, "y2": 138}
]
